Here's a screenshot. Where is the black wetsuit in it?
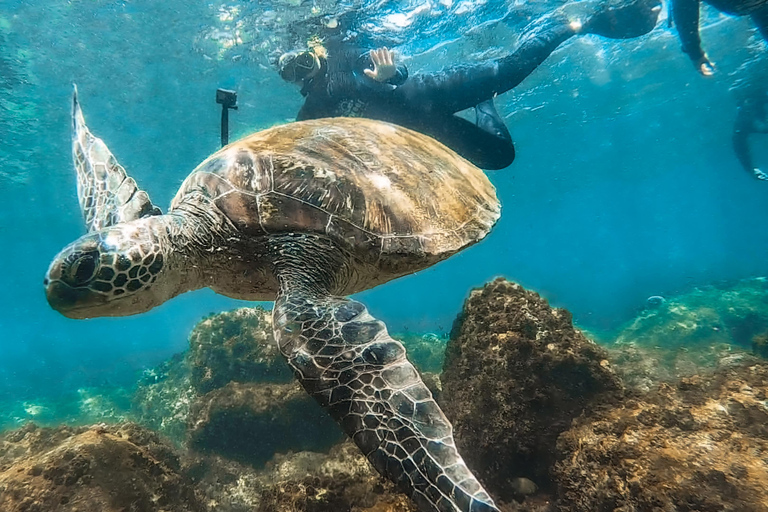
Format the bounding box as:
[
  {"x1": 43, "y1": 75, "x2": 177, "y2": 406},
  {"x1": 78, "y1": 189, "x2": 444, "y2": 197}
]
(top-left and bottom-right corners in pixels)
[
  {"x1": 672, "y1": 0, "x2": 768, "y2": 65},
  {"x1": 295, "y1": 24, "x2": 584, "y2": 170},
  {"x1": 733, "y1": 88, "x2": 768, "y2": 176}
]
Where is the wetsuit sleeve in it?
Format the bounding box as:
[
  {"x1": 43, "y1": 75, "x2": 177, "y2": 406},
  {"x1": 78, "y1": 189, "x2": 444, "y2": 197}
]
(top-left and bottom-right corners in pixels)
[
  {"x1": 733, "y1": 104, "x2": 755, "y2": 175},
  {"x1": 672, "y1": 0, "x2": 705, "y2": 62}
]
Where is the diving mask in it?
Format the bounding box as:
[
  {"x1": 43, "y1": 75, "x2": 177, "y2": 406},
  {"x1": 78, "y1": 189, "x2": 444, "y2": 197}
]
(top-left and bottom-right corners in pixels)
[{"x1": 278, "y1": 50, "x2": 319, "y2": 83}]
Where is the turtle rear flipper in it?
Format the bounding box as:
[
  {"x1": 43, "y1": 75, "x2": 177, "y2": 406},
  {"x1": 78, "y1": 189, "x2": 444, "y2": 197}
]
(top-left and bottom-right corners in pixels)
[
  {"x1": 72, "y1": 85, "x2": 161, "y2": 232},
  {"x1": 273, "y1": 284, "x2": 499, "y2": 512}
]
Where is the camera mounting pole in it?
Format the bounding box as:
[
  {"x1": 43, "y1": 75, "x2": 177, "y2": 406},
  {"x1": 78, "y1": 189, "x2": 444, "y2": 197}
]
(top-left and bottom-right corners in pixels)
[{"x1": 215, "y1": 88, "x2": 238, "y2": 147}]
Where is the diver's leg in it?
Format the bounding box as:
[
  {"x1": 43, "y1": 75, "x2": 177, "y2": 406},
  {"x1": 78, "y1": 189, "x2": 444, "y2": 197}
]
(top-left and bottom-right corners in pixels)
[
  {"x1": 396, "y1": 22, "x2": 577, "y2": 114},
  {"x1": 395, "y1": 0, "x2": 659, "y2": 115},
  {"x1": 751, "y1": 6, "x2": 768, "y2": 42},
  {"x1": 573, "y1": 0, "x2": 661, "y2": 39},
  {"x1": 273, "y1": 286, "x2": 499, "y2": 512}
]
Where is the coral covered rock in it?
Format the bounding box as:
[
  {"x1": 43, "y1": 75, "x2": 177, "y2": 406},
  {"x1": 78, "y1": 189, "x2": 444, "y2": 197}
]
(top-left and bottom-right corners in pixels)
[
  {"x1": 189, "y1": 307, "x2": 293, "y2": 394},
  {"x1": 133, "y1": 352, "x2": 197, "y2": 445},
  {"x1": 254, "y1": 441, "x2": 418, "y2": 512},
  {"x1": 188, "y1": 381, "x2": 342, "y2": 467},
  {"x1": 441, "y1": 278, "x2": 623, "y2": 498},
  {"x1": 554, "y1": 363, "x2": 768, "y2": 512},
  {"x1": 134, "y1": 307, "x2": 343, "y2": 460},
  {"x1": 135, "y1": 306, "x2": 447, "y2": 465},
  {"x1": 615, "y1": 278, "x2": 768, "y2": 350},
  {"x1": 0, "y1": 422, "x2": 204, "y2": 512},
  {"x1": 184, "y1": 440, "x2": 418, "y2": 512},
  {"x1": 606, "y1": 340, "x2": 756, "y2": 393},
  {"x1": 602, "y1": 278, "x2": 768, "y2": 392}
]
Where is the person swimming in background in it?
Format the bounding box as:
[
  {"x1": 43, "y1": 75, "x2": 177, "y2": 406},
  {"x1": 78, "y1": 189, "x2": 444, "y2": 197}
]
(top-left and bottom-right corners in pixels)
[
  {"x1": 277, "y1": 0, "x2": 661, "y2": 170},
  {"x1": 671, "y1": 0, "x2": 768, "y2": 75},
  {"x1": 730, "y1": 52, "x2": 768, "y2": 180}
]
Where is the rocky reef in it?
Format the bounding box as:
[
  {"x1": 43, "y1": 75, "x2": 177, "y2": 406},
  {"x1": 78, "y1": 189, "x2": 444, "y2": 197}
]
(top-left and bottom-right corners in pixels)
[
  {"x1": 187, "y1": 381, "x2": 340, "y2": 466},
  {"x1": 0, "y1": 423, "x2": 204, "y2": 512},
  {"x1": 134, "y1": 307, "x2": 343, "y2": 463},
  {"x1": 5, "y1": 277, "x2": 768, "y2": 511},
  {"x1": 0, "y1": 421, "x2": 415, "y2": 512},
  {"x1": 134, "y1": 306, "x2": 448, "y2": 460},
  {"x1": 440, "y1": 278, "x2": 624, "y2": 500},
  {"x1": 555, "y1": 364, "x2": 768, "y2": 511},
  {"x1": 603, "y1": 278, "x2": 768, "y2": 392},
  {"x1": 437, "y1": 277, "x2": 768, "y2": 510},
  {"x1": 614, "y1": 278, "x2": 768, "y2": 349}
]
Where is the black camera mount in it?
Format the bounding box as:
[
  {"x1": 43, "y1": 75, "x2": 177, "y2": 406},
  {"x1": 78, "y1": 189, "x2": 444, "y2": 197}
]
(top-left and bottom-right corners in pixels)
[{"x1": 216, "y1": 88, "x2": 238, "y2": 147}]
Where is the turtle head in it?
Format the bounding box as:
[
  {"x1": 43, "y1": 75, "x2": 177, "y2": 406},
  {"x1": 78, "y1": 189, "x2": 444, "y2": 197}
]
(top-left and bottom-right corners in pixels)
[{"x1": 45, "y1": 220, "x2": 170, "y2": 319}]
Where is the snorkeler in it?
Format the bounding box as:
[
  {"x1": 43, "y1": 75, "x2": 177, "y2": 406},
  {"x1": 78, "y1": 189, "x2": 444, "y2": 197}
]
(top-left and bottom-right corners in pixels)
[
  {"x1": 671, "y1": 0, "x2": 768, "y2": 75},
  {"x1": 277, "y1": 0, "x2": 661, "y2": 170},
  {"x1": 731, "y1": 55, "x2": 768, "y2": 180}
]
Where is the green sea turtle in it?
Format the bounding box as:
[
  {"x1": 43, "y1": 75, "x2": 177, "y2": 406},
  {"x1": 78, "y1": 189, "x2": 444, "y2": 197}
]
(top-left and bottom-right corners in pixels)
[{"x1": 45, "y1": 87, "x2": 501, "y2": 512}]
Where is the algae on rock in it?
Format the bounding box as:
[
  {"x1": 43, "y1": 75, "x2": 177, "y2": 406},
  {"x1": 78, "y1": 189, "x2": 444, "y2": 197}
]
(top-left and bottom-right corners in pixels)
[
  {"x1": 134, "y1": 307, "x2": 344, "y2": 463},
  {"x1": 440, "y1": 277, "x2": 623, "y2": 500},
  {"x1": 605, "y1": 277, "x2": 768, "y2": 391},
  {"x1": 555, "y1": 364, "x2": 768, "y2": 512},
  {"x1": 0, "y1": 423, "x2": 205, "y2": 512}
]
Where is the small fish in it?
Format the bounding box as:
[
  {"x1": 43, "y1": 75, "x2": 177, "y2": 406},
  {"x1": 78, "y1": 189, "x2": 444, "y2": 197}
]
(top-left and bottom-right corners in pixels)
[{"x1": 646, "y1": 295, "x2": 666, "y2": 308}]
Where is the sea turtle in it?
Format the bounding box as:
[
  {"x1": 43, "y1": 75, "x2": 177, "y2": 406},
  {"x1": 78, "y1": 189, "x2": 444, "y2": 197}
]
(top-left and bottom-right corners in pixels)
[{"x1": 45, "y1": 87, "x2": 501, "y2": 512}]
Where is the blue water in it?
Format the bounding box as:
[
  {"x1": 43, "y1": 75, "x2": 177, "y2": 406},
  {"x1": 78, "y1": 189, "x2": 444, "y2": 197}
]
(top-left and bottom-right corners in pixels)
[{"x1": 1, "y1": 0, "x2": 766, "y2": 410}]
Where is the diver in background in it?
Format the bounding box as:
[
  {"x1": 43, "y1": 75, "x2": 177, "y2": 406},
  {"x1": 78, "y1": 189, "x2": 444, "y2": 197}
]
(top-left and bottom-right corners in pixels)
[
  {"x1": 671, "y1": 0, "x2": 768, "y2": 75},
  {"x1": 277, "y1": 0, "x2": 661, "y2": 170},
  {"x1": 730, "y1": 53, "x2": 768, "y2": 180}
]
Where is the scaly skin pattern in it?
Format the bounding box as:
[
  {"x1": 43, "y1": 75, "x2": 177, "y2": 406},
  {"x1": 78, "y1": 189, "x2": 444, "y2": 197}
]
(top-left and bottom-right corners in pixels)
[
  {"x1": 72, "y1": 86, "x2": 160, "y2": 232},
  {"x1": 271, "y1": 242, "x2": 499, "y2": 512}
]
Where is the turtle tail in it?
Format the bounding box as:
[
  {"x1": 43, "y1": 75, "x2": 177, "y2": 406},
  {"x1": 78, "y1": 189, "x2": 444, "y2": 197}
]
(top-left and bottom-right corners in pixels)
[{"x1": 273, "y1": 290, "x2": 499, "y2": 512}]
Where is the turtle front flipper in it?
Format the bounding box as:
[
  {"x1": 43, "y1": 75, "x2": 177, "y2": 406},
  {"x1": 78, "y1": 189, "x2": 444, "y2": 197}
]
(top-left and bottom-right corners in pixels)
[
  {"x1": 71, "y1": 85, "x2": 161, "y2": 232},
  {"x1": 273, "y1": 290, "x2": 499, "y2": 512}
]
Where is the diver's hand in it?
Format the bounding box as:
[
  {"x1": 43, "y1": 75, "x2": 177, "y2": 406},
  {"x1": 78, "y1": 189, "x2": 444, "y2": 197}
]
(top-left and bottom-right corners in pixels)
[
  {"x1": 753, "y1": 168, "x2": 768, "y2": 181},
  {"x1": 696, "y1": 55, "x2": 715, "y2": 76},
  {"x1": 364, "y1": 48, "x2": 397, "y2": 82}
]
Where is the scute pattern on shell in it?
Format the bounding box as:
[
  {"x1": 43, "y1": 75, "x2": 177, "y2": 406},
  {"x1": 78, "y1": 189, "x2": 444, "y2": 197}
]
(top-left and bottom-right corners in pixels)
[{"x1": 171, "y1": 118, "x2": 500, "y2": 258}]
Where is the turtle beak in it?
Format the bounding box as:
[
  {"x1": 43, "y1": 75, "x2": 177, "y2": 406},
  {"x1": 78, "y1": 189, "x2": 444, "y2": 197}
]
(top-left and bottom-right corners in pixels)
[
  {"x1": 44, "y1": 260, "x2": 107, "y2": 319},
  {"x1": 45, "y1": 280, "x2": 99, "y2": 319}
]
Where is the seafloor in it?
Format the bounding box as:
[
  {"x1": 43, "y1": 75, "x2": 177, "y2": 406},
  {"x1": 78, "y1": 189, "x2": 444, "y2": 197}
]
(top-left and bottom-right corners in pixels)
[{"x1": 1, "y1": 277, "x2": 767, "y2": 511}]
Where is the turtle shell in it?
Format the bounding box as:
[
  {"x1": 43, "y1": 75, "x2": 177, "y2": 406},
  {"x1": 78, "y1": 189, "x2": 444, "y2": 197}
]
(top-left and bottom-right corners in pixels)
[{"x1": 172, "y1": 118, "x2": 499, "y2": 275}]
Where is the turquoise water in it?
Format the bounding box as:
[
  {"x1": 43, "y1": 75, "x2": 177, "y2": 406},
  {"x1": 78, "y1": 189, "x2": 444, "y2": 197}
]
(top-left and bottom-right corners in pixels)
[{"x1": 1, "y1": 0, "x2": 766, "y2": 427}]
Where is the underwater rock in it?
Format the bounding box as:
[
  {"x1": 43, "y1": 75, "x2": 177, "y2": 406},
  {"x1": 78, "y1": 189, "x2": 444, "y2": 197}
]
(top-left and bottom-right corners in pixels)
[
  {"x1": 606, "y1": 339, "x2": 756, "y2": 393},
  {"x1": 188, "y1": 381, "x2": 343, "y2": 467},
  {"x1": 604, "y1": 277, "x2": 768, "y2": 392},
  {"x1": 133, "y1": 352, "x2": 197, "y2": 445},
  {"x1": 134, "y1": 307, "x2": 329, "y2": 455},
  {"x1": 615, "y1": 277, "x2": 768, "y2": 350},
  {"x1": 185, "y1": 440, "x2": 418, "y2": 512},
  {"x1": 440, "y1": 277, "x2": 623, "y2": 499},
  {"x1": 255, "y1": 441, "x2": 418, "y2": 512},
  {"x1": 554, "y1": 363, "x2": 768, "y2": 512},
  {"x1": 0, "y1": 422, "x2": 204, "y2": 511},
  {"x1": 189, "y1": 307, "x2": 293, "y2": 394},
  {"x1": 752, "y1": 331, "x2": 768, "y2": 359}
]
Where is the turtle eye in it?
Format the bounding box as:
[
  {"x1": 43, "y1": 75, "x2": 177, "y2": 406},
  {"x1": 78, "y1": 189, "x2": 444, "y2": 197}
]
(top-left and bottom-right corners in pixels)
[{"x1": 67, "y1": 253, "x2": 98, "y2": 286}]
